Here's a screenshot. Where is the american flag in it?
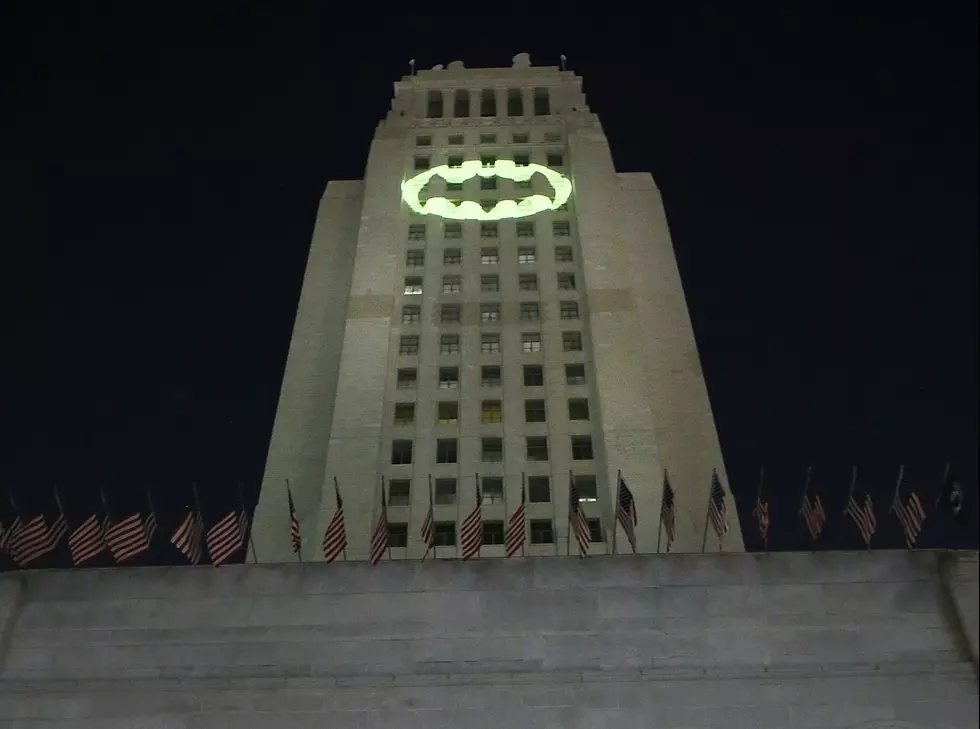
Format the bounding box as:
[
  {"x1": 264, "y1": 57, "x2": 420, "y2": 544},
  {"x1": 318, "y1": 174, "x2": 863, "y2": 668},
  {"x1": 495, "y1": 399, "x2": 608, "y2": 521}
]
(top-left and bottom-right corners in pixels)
[
  {"x1": 105, "y1": 512, "x2": 155, "y2": 563},
  {"x1": 460, "y1": 481, "x2": 483, "y2": 560},
  {"x1": 568, "y1": 480, "x2": 591, "y2": 558},
  {"x1": 800, "y1": 492, "x2": 827, "y2": 540},
  {"x1": 286, "y1": 485, "x2": 301, "y2": 554},
  {"x1": 707, "y1": 472, "x2": 728, "y2": 539},
  {"x1": 753, "y1": 496, "x2": 770, "y2": 545},
  {"x1": 171, "y1": 510, "x2": 204, "y2": 565},
  {"x1": 7, "y1": 515, "x2": 65, "y2": 566},
  {"x1": 206, "y1": 510, "x2": 247, "y2": 566},
  {"x1": 322, "y1": 483, "x2": 347, "y2": 563},
  {"x1": 892, "y1": 490, "x2": 926, "y2": 548},
  {"x1": 616, "y1": 476, "x2": 638, "y2": 553},
  {"x1": 505, "y1": 483, "x2": 526, "y2": 558},
  {"x1": 68, "y1": 514, "x2": 108, "y2": 566},
  {"x1": 659, "y1": 475, "x2": 676, "y2": 552},
  {"x1": 845, "y1": 493, "x2": 877, "y2": 549},
  {"x1": 420, "y1": 481, "x2": 435, "y2": 558},
  {"x1": 0, "y1": 521, "x2": 7, "y2": 554},
  {"x1": 370, "y1": 489, "x2": 389, "y2": 565}
]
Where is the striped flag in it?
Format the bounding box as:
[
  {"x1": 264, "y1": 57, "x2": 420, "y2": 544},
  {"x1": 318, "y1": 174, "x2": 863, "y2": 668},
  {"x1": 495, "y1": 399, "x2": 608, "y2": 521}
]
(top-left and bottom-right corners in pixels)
[
  {"x1": 7, "y1": 515, "x2": 62, "y2": 566},
  {"x1": 460, "y1": 481, "x2": 483, "y2": 560},
  {"x1": 659, "y1": 475, "x2": 676, "y2": 552},
  {"x1": 615, "y1": 476, "x2": 638, "y2": 553},
  {"x1": 105, "y1": 512, "x2": 154, "y2": 563},
  {"x1": 753, "y1": 496, "x2": 770, "y2": 545},
  {"x1": 287, "y1": 484, "x2": 301, "y2": 554},
  {"x1": 845, "y1": 493, "x2": 877, "y2": 549},
  {"x1": 707, "y1": 472, "x2": 728, "y2": 539},
  {"x1": 893, "y1": 491, "x2": 926, "y2": 548},
  {"x1": 1, "y1": 517, "x2": 21, "y2": 556},
  {"x1": 505, "y1": 482, "x2": 526, "y2": 558},
  {"x1": 206, "y1": 510, "x2": 247, "y2": 566},
  {"x1": 421, "y1": 478, "x2": 435, "y2": 558},
  {"x1": 370, "y1": 489, "x2": 389, "y2": 566},
  {"x1": 68, "y1": 514, "x2": 108, "y2": 566},
  {"x1": 0, "y1": 521, "x2": 7, "y2": 554},
  {"x1": 800, "y1": 492, "x2": 827, "y2": 540},
  {"x1": 322, "y1": 481, "x2": 347, "y2": 563},
  {"x1": 568, "y1": 480, "x2": 591, "y2": 558},
  {"x1": 171, "y1": 510, "x2": 204, "y2": 565}
]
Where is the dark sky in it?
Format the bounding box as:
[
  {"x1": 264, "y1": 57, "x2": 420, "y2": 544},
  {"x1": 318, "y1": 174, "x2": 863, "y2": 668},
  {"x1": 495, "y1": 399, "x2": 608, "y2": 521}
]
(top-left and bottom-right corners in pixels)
[{"x1": 5, "y1": 3, "x2": 977, "y2": 568}]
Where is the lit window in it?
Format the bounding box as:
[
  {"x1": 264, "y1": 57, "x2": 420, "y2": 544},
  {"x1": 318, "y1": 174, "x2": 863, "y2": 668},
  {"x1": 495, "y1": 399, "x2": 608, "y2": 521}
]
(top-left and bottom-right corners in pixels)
[
  {"x1": 445, "y1": 222, "x2": 462, "y2": 239},
  {"x1": 518, "y1": 247, "x2": 536, "y2": 264},
  {"x1": 530, "y1": 519, "x2": 553, "y2": 544},
  {"x1": 559, "y1": 301, "x2": 579, "y2": 320},
  {"x1": 399, "y1": 336, "x2": 419, "y2": 355},
  {"x1": 519, "y1": 302, "x2": 539, "y2": 321},
  {"x1": 448, "y1": 134, "x2": 464, "y2": 145},
  {"x1": 519, "y1": 274, "x2": 538, "y2": 292},
  {"x1": 479, "y1": 133, "x2": 497, "y2": 144},
  {"x1": 552, "y1": 221, "x2": 571, "y2": 237},
  {"x1": 481, "y1": 222, "x2": 499, "y2": 238},
  {"x1": 396, "y1": 368, "x2": 417, "y2": 389},
  {"x1": 481, "y1": 275, "x2": 500, "y2": 293},
  {"x1": 568, "y1": 398, "x2": 590, "y2": 420},
  {"x1": 480, "y1": 248, "x2": 499, "y2": 265},
  {"x1": 391, "y1": 440, "x2": 413, "y2": 465},
  {"x1": 517, "y1": 222, "x2": 535, "y2": 237},
  {"x1": 481, "y1": 365, "x2": 501, "y2": 387},
  {"x1": 437, "y1": 401, "x2": 458, "y2": 425},
  {"x1": 574, "y1": 475, "x2": 598, "y2": 502},
  {"x1": 401, "y1": 305, "x2": 421, "y2": 325},
  {"x1": 547, "y1": 153, "x2": 564, "y2": 167},
  {"x1": 533, "y1": 88, "x2": 550, "y2": 116},
  {"x1": 440, "y1": 334, "x2": 460, "y2": 355},
  {"x1": 528, "y1": 477, "x2": 550, "y2": 503},
  {"x1": 557, "y1": 273, "x2": 576, "y2": 290},
  {"x1": 415, "y1": 135, "x2": 432, "y2": 147},
  {"x1": 565, "y1": 364, "x2": 586, "y2": 385},
  {"x1": 526, "y1": 436, "x2": 549, "y2": 461},
  {"x1": 435, "y1": 478, "x2": 457, "y2": 504},
  {"x1": 393, "y1": 403, "x2": 415, "y2": 426},
  {"x1": 522, "y1": 333, "x2": 542, "y2": 353},
  {"x1": 524, "y1": 399, "x2": 546, "y2": 423},
  {"x1": 437, "y1": 438, "x2": 458, "y2": 464},
  {"x1": 389, "y1": 480, "x2": 411, "y2": 506},
  {"x1": 480, "y1": 304, "x2": 500, "y2": 322},
  {"x1": 439, "y1": 367, "x2": 459, "y2": 389},
  {"x1": 408, "y1": 224, "x2": 426, "y2": 241},
  {"x1": 443, "y1": 248, "x2": 462, "y2": 265},
  {"x1": 442, "y1": 275, "x2": 461, "y2": 294},
  {"x1": 404, "y1": 277, "x2": 423, "y2": 295},
  {"x1": 512, "y1": 132, "x2": 529, "y2": 144},
  {"x1": 555, "y1": 246, "x2": 573, "y2": 263},
  {"x1": 523, "y1": 365, "x2": 544, "y2": 386},
  {"x1": 441, "y1": 305, "x2": 461, "y2": 324},
  {"x1": 562, "y1": 332, "x2": 583, "y2": 352},
  {"x1": 482, "y1": 438, "x2": 503, "y2": 462},
  {"x1": 405, "y1": 250, "x2": 424, "y2": 268},
  {"x1": 481, "y1": 400, "x2": 503, "y2": 424},
  {"x1": 414, "y1": 156, "x2": 430, "y2": 171},
  {"x1": 481, "y1": 334, "x2": 501, "y2": 354}
]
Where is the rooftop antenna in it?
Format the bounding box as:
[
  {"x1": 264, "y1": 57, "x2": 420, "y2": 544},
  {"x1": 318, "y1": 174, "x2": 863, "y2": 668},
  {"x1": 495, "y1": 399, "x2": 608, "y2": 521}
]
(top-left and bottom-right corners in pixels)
[
  {"x1": 409, "y1": 58, "x2": 416, "y2": 76},
  {"x1": 560, "y1": 54, "x2": 567, "y2": 71}
]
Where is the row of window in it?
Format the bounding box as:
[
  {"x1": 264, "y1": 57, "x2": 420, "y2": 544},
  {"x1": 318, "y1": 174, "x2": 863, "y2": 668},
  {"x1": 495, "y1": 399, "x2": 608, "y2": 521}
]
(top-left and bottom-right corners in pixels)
[
  {"x1": 423, "y1": 88, "x2": 553, "y2": 119},
  {"x1": 402, "y1": 301, "x2": 579, "y2": 326},
  {"x1": 399, "y1": 331, "x2": 583, "y2": 356},
  {"x1": 395, "y1": 363, "x2": 586, "y2": 389},
  {"x1": 394, "y1": 398, "x2": 590, "y2": 426},
  {"x1": 404, "y1": 272, "x2": 577, "y2": 295},
  {"x1": 416, "y1": 132, "x2": 561, "y2": 147},
  {"x1": 406, "y1": 246, "x2": 573, "y2": 267},
  {"x1": 391, "y1": 434, "x2": 594, "y2": 465},
  {"x1": 384, "y1": 518, "x2": 602, "y2": 548},
  {"x1": 387, "y1": 473, "x2": 600, "y2": 506},
  {"x1": 414, "y1": 152, "x2": 564, "y2": 171},
  {"x1": 408, "y1": 221, "x2": 570, "y2": 240}
]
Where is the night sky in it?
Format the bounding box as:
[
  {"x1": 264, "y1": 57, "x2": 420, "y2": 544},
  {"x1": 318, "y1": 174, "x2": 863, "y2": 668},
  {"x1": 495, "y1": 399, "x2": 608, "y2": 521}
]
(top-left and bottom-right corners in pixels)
[{"x1": 6, "y1": 4, "x2": 977, "y2": 569}]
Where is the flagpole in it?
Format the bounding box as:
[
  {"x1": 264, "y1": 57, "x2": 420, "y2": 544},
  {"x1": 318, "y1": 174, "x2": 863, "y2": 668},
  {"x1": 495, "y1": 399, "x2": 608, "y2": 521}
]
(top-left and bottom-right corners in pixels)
[
  {"x1": 191, "y1": 482, "x2": 206, "y2": 562},
  {"x1": 612, "y1": 469, "x2": 620, "y2": 555},
  {"x1": 566, "y1": 470, "x2": 572, "y2": 557},
  {"x1": 502, "y1": 471, "x2": 509, "y2": 555},
  {"x1": 934, "y1": 461, "x2": 950, "y2": 510},
  {"x1": 427, "y1": 474, "x2": 434, "y2": 561},
  {"x1": 334, "y1": 477, "x2": 346, "y2": 561},
  {"x1": 716, "y1": 470, "x2": 725, "y2": 553},
  {"x1": 656, "y1": 470, "x2": 665, "y2": 554},
  {"x1": 700, "y1": 474, "x2": 712, "y2": 554},
  {"x1": 144, "y1": 485, "x2": 158, "y2": 532},
  {"x1": 99, "y1": 486, "x2": 113, "y2": 524},
  {"x1": 520, "y1": 472, "x2": 526, "y2": 557},
  {"x1": 889, "y1": 465, "x2": 905, "y2": 514},
  {"x1": 551, "y1": 474, "x2": 559, "y2": 555},
  {"x1": 53, "y1": 485, "x2": 71, "y2": 532},
  {"x1": 475, "y1": 472, "x2": 482, "y2": 559},
  {"x1": 841, "y1": 466, "x2": 859, "y2": 516},
  {"x1": 757, "y1": 467, "x2": 767, "y2": 551},
  {"x1": 238, "y1": 482, "x2": 258, "y2": 563},
  {"x1": 382, "y1": 476, "x2": 391, "y2": 560},
  {"x1": 287, "y1": 479, "x2": 302, "y2": 563}
]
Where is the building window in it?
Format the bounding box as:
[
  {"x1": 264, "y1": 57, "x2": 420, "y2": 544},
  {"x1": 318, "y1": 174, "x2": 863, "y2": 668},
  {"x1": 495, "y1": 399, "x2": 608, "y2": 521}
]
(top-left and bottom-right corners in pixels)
[
  {"x1": 448, "y1": 155, "x2": 464, "y2": 168},
  {"x1": 441, "y1": 305, "x2": 461, "y2": 324},
  {"x1": 530, "y1": 519, "x2": 554, "y2": 544},
  {"x1": 482, "y1": 521, "x2": 505, "y2": 545},
  {"x1": 405, "y1": 250, "x2": 424, "y2": 268},
  {"x1": 481, "y1": 478, "x2": 504, "y2": 504},
  {"x1": 480, "y1": 275, "x2": 500, "y2": 293},
  {"x1": 437, "y1": 438, "x2": 458, "y2": 464},
  {"x1": 408, "y1": 224, "x2": 426, "y2": 241},
  {"x1": 480, "y1": 199, "x2": 496, "y2": 212},
  {"x1": 480, "y1": 177, "x2": 497, "y2": 191},
  {"x1": 533, "y1": 87, "x2": 550, "y2": 116},
  {"x1": 522, "y1": 332, "x2": 542, "y2": 353},
  {"x1": 481, "y1": 333, "x2": 501, "y2": 354},
  {"x1": 559, "y1": 301, "x2": 579, "y2": 320},
  {"x1": 588, "y1": 519, "x2": 604, "y2": 543},
  {"x1": 571, "y1": 435, "x2": 594, "y2": 460},
  {"x1": 427, "y1": 90, "x2": 443, "y2": 118},
  {"x1": 441, "y1": 275, "x2": 461, "y2": 294},
  {"x1": 480, "y1": 222, "x2": 499, "y2": 238},
  {"x1": 482, "y1": 437, "x2": 503, "y2": 462},
  {"x1": 388, "y1": 523, "x2": 408, "y2": 548},
  {"x1": 523, "y1": 364, "x2": 544, "y2": 386},
  {"x1": 391, "y1": 440, "x2": 413, "y2": 465},
  {"x1": 454, "y1": 89, "x2": 470, "y2": 117},
  {"x1": 440, "y1": 334, "x2": 460, "y2": 355},
  {"x1": 519, "y1": 302, "x2": 540, "y2": 321},
  {"x1": 434, "y1": 522, "x2": 456, "y2": 547},
  {"x1": 516, "y1": 222, "x2": 534, "y2": 237},
  {"x1": 524, "y1": 399, "x2": 546, "y2": 423},
  {"x1": 507, "y1": 88, "x2": 523, "y2": 116},
  {"x1": 480, "y1": 89, "x2": 496, "y2": 116},
  {"x1": 565, "y1": 364, "x2": 586, "y2": 385},
  {"x1": 399, "y1": 336, "x2": 419, "y2": 356},
  {"x1": 517, "y1": 247, "x2": 537, "y2": 264},
  {"x1": 481, "y1": 400, "x2": 503, "y2": 424},
  {"x1": 518, "y1": 274, "x2": 538, "y2": 292},
  {"x1": 528, "y1": 476, "x2": 551, "y2": 503},
  {"x1": 568, "y1": 398, "x2": 590, "y2": 420},
  {"x1": 439, "y1": 367, "x2": 459, "y2": 389},
  {"x1": 445, "y1": 183, "x2": 464, "y2": 194},
  {"x1": 513, "y1": 153, "x2": 530, "y2": 167},
  {"x1": 544, "y1": 132, "x2": 562, "y2": 143},
  {"x1": 481, "y1": 365, "x2": 501, "y2": 387},
  {"x1": 393, "y1": 403, "x2": 415, "y2": 426},
  {"x1": 480, "y1": 155, "x2": 497, "y2": 168},
  {"x1": 448, "y1": 134, "x2": 464, "y2": 145},
  {"x1": 512, "y1": 132, "x2": 529, "y2": 144},
  {"x1": 555, "y1": 246, "x2": 574, "y2": 263},
  {"x1": 480, "y1": 248, "x2": 499, "y2": 265},
  {"x1": 479, "y1": 133, "x2": 497, "y2": 144},
  {"x1": 389, "y1": 479, "x2": 411, "y2": 506},
  {"x1": 443, "y1": 248, "x2": 462, "y2": 265},
  {"x1": 435, "y1": 478, "x2": 456, "y2": 505},
  {"x1": 437, "y1": 401, "x2": 459, "y2": 425},
  {"x1": 557, "y1": 273, "x2": 576, "y2": 291},
  {"x1": 481, "y1": 303, "x2": 500, "y2": 322},
  {"x1": 562, "y1": 331, "x2": 583, "y2": 352},
  {"x1": 414, "y1": 156, "x2": 430, "y2": 171},
  {"x1": 401, "y1": 305, "x2": 421, "y2": 325},
  {"x1": 526, "y1": 436, "x2": 549, "y2": 461},
  {"x1": 415, "y1": 135, "x2": 432, "y2": 147},
  {"x1": 553, "y1": 221, "x2": 571, "y2": 237},
  {"x1": 396, "y1": 368, "x2": 417, "y2": 389},
  {"x1": 574, "y1": 475, "x2": 598, "y2": 502},
  {"x1": 445, "y1": 223, "x2": 462, "y2": 239},
  {"x1": 547, "y1": 153, "x2": 564, "y2": 167},
  {"x1": 515, "y1": 179, "x2": 532, "y2": 190},
  {"x1": 404, "y1": 277, "x2": 423, "y2": 295}
]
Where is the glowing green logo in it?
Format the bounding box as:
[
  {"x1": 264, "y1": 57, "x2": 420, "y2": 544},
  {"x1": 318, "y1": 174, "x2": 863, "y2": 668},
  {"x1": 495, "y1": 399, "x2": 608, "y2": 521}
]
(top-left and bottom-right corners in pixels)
[{"x1": 401, "y1": 160, "x2": 572, "y2": 220}]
